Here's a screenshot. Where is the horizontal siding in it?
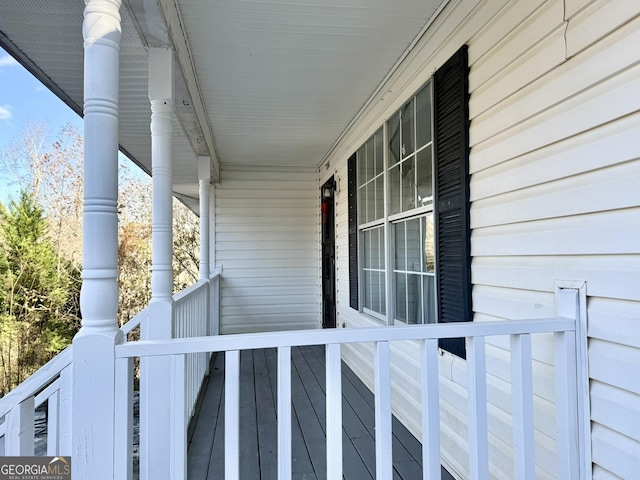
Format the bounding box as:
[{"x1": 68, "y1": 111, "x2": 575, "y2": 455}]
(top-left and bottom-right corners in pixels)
[
  {"x1": 472, "y1": 209, "x2": 640, "y2": 256},
  {"x1": 591, "y1": 423, "x2": 640, "y2": 480},
  {"x1": 471, "y1": 16, "x2": 640, "y2": 149},
  {"x1": 472, "y1": 113, "x2": 640, "y2": 201},
  {"x1": 592, "y1": 465, "x2": 624, "y2": 480},
  {"x1": 473, "y1": 255, "x2": 640, "y2": 302},
  {"x1": 565, "y1": 0, "x2": 640, "y2": 56},
  {"x1": 472, "y1": 160, "x2": 640, "y2": 228},
  {"x1": 469, "y1": 2, "x2": 566, "y2": 116},
  {"x1": 216, "y1": 166, "x2": 320, "y2": 333},
  {"x1": 472, "y1": 60, "x2": 640, "y2": 171},
  {"x1": 321, "y1": 0, "x2": 640, "y2": 478}
]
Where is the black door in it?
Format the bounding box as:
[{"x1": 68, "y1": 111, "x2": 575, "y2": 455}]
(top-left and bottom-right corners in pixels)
[{"x1": 321, "y1": 177, "x2": 336, "y2": 328}]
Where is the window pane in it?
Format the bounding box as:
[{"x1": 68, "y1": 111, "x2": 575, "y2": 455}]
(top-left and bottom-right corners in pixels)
[
  {"x1": 366, "y1": 137, "x2": 374, "y2": 182},
  {"x1": 379, "y1": 271, "x2": 386, "y2": 315},
  {"x1": 416, "y1": 83, "x2": 432, "y2": 149},
  {"x1": 362, "y1": 226, "x2": 385, "y2": 316},
  {"x1": 374, "y1": 177, "x2": 384, "y2": 221},
  {"x1": 422, "y1": 215, "x2": 435, "y2": 273},
  {"x1": 372, "y1": 271, "x2": 380, "y2": 313},
  {"x1": 416, "y1": 147, "x2": 433, "y2": 207},
  {"x1": 402, "y1": 156, "x2": 416, "y2": 212},
  {"x1": 406, "y1": 273, "x2": 420, "y2": 324},
  {"x1": 371, "y1": 227, "x2": 380, "y2": 269},
  {"x1": 389, "y1": 164, "x2": 401, "y2": 215},
  {"x1": 388, "y1": 113, "x2": 401, "y2": 166},
  {"x1": 406, "y1": 218, "x2": 421, "y2": 272},
  {"x1": 365, "y1": 270, "x2": 373, "y2": 311},
  {"x1": 358, "y1": 185, "x2": 366, "y2": 223},
  {"x1": 357, "y1": 146, "x2": 367, "y2": 187},
  {"x1": 401, "y1": 99, "x2": 414, "y2": 158},
  {"x1": 363, "y1": 229, "x2": 371, "y2": 269},
  {"x1": 395, "y1": 273, "x2": 407, "y2": 322},
  {"x1": 394, "y1": 221, "x2": 406, "y2": 271},
  {"x1": 374, "y1": 128, "x2": 384, "y2": 176},
  {"x1": 365, "y1": 182, "x2": 374, "y2": 224},
  {"x1": 422, "y1": 275, "x2": 436, "y2": 324}
]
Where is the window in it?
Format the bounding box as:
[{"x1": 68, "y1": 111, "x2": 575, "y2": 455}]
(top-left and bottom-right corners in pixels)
[
  {"x1": 387, "y1": 82, "x2": 436, "y2": 325},
  {"x1": 349, "y1": 46, "x2": 471, "y2": 357},
  {"x1": 357, "y1": 129, "x2": 385, "y2": 317}
]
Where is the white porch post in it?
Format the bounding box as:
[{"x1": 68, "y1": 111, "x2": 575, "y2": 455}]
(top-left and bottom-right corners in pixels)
[
  {"x1": 198, "y1": 156, "x2": 210, "y2": 281},
  {"x1": 73, "y1": 0, "x2": 122, "y2": 478},
  {"x1": 140, "y1": 47, "x2": 175, "y2": 479}
]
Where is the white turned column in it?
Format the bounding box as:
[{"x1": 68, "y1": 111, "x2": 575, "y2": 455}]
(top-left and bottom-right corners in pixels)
[
  {"x1": 73, "y1": 0, "x2": 122, "y2": 478},
  {"x1": 140, "y1": 47, "x2": 174, "y2": 480},
  {"x1": 149, "y1": 46, "x2": 175, "y2": 316},
  {"x1": 198, "y1": 156, "x2": 210, "y2": 280}
]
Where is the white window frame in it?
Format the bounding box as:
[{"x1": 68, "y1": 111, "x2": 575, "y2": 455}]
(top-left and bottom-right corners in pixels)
[{"x1": 357, "y1": 80, "x2": 435, "y2": 326}]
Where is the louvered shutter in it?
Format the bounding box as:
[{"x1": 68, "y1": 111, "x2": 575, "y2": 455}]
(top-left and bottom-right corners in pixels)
[
  {"x1": 347, "y1": 153, "x2": 359, "y2": 310},
  {"x1": 434, "y1": 46, "x2": 471, "y2": 358}
]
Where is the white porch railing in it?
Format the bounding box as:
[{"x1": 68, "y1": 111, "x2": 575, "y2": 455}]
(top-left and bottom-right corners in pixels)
[
  {"x1": 115, "y1": 308, "x2": 586, "y2": 480},
  {"x1": 0, "y1": 305, "x2": 147, "y2": 457},
  {"x1": 173, "y1": 273, "x2": 220, "y2": 420},
  {"x1": 0, "y1": 269, "x2": 221, "y2": 459},
  {"x1": 0, "y1": 347, "x2": 72, "y2": 456}
]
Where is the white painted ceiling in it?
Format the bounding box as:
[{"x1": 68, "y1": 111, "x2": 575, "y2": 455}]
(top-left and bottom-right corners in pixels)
[{"x1": 0, "y1": 0, "x2": 445, "y2": 212}]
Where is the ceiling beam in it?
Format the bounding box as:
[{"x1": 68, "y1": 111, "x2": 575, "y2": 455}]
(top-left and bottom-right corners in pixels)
[{"x1": 157, "y1": 0, "x2": 221, "y2": 183}]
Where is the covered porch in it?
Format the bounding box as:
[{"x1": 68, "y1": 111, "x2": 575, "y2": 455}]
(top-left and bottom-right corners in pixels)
[{"x1": 1, "y1": 0, "x2": 623, "y2": 477}]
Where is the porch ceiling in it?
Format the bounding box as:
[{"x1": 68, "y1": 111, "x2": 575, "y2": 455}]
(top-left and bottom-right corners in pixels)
[
  {"x1": 0, "y1": 0, "x2": 445, "y2": 212},
  {"x1": 178, "y1": 0, "x2": 444, "y2": 169}
]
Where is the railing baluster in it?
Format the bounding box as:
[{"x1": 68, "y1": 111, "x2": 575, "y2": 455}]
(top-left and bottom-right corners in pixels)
[
  {"x1": 47, "y1": 390, "x2": 60, "y2": 456},
  {"x1": 225, "y1": 350, "x2": 240, "y2": 480},
  {"x1": 511, "y1": 334, "x2": 535, "y2": 479},
  {"x1": 115, "y1": 356, "x2": 134, "y2": 480},
  {"x1": 326, "y1": 343, "x2": 342, "y2": 480},
  {"x1": 5, "y1": 396, "x2": 35, "y2": 455},
  {"x1": 171, "y1": 355, "x2": 187, "y2": 480},
  {"x1": 278, "y1": 346, "x2": 292, "y2": 480},
  {"x1": 467, "y1": 335, "x2": 489, "y2": 480},
  {"x1": 58, "y1": 364, "x2": 72, "y2": 456},
  {"x1": 554, "y1": 331, "x2": 579, "y2": 479},
  {"x1": 374, "y1": 341, "x2": 392, "y2": 480},
  {"x1": 421, "y1": 338, "x2": 440, "y2": 480}
]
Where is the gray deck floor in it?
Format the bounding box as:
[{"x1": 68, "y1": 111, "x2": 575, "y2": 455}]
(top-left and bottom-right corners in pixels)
[{"x1": 187, "y1": 345, "x2": 454, "y2": 480}]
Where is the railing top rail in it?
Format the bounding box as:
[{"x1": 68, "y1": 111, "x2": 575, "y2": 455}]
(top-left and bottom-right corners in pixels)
[
  {"x1": 0, "y1": 346, "x2": 72, "y2": 418},
  {"x1": 116, "y1": 317, "x2": 575, "y2": 359},
  {"x1": 120, "y1": 306, "x2": 148, "y2": 336},
  {"x1": 173, "y1": 278, "x2": 209, "y2": 304}
]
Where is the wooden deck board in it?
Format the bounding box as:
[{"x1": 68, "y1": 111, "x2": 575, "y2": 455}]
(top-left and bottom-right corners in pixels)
[
  {"x1": 240, "y1": 350, "x2": 261, "y2": 480},
  {"x1": 187, "y1": 352, "x2": 224, "y2": 480},
  {"x1": 207, "y1": 354, "x2": 226, "y2": 480},
  {"x1": 187, "y1": 345, "x2": 454, "y2": 480},
  {"x1": 254, "y1": 349, "x2": 278, "y2": 480}
]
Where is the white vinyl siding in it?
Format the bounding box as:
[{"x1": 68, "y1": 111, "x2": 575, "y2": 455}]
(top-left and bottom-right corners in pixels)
[
  {"x1": 325, "y1": 0, "x2": 640, "y2": 478},
  {"x1": 216, "y1": 165, "x2": 320, "y2": 334}
]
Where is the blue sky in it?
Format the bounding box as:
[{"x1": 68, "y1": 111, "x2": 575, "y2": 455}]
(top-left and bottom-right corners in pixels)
[
  {"x1": 0, "y1": 47, "x2": 83, "y2": 149},
  {"x1": 0, "y1": 47, "x2": 148, "y2": 202}
]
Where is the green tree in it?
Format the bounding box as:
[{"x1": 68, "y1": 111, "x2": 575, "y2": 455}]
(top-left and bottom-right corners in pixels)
[{"x1": 0, "y1": 191, "x2": 80, "y2": 395}]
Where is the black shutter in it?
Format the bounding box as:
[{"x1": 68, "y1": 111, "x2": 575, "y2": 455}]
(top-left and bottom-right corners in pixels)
[
  {"x1": 433, "y1": 46, "x2": 471, "y2": 358},
  {"x1": 347, "y1": 153, "x2": 359, "y2": 310}
]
